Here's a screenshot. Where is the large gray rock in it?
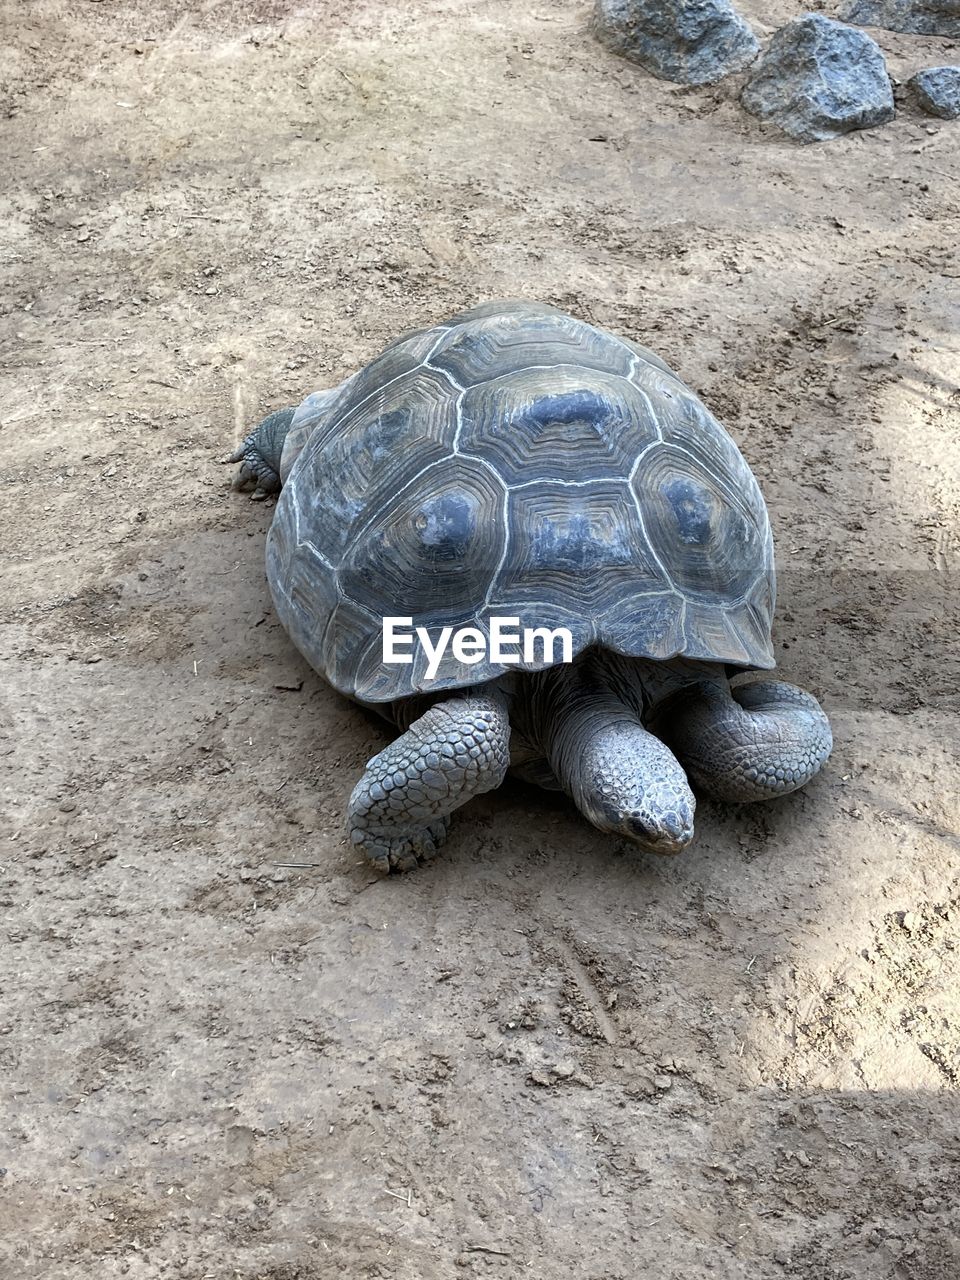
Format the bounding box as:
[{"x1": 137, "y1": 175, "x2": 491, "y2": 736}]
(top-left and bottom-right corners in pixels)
[
  {"x1": 741, "y1": 15, "x2": 895, "y2": 143},
  {"x1": 910, "y1": 66, "x2": 960, "y2": 119},
  {"x1": 594, "y1": 0, "x2": 759, "y2": 86},
  {"x1": 838, "y1": 0, "x2": 960, "y2": 38}
]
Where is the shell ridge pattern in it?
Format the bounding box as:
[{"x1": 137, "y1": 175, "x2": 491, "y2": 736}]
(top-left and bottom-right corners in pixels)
[
  {"x1": 317, "y1": 577, "x2": 348, "y2": 662},
  {"x1": 288, "y1": 468, "x2": 333, "y2": 570},
  {"x1": 481, "y1": 487, "x2": 512, "y2": 609},
  {"x1": 503, "y1": 473, "x2": 628, "y2": 491},
  {"x1": 334, "y1": 455, "x2": 453, "y2": 562},
  {"x1": 307, "y1": 324, "x2": 456, "y2": 458},
  {"x1": 451, "y1": 386, "x2": 466, "y2": 453},
  {"x1": 657, "y1": 437, "x2": 770, "y2": 607},
  {"x1": 332, "y1": 593, "x2": 382, "y2": 652},
  {"x1": 451, "y1": 357, "x2": 638, "y2": 457},
  {"x1": 627, "y1": 349, "x2": 687, "y2": 394},
  {"x1": 421, "y1": 356, "x2": 466, "y2": 395},
  {"x1": 627, "y1": 383, "x2": 663, "y2": 444},
  {"x1": 623, "y1": 391, "x2": 679, "y2": 596},
  {"x1": 322, "y1": 590, "x2": 384, "y2": 698},
  {"x1": 455, "y1": 359, "x2": 621, "y2": 387}
]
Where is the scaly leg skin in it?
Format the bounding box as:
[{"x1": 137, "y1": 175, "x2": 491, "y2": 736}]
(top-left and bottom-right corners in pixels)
[
  {"x1": 347, "y1": 693, "x2": 511, "y2": 872},
  {"x1": 222, "y1": 406, "x2": 295, "y2": 500},
  {"x1": 660, "y1": 679, "x2": 832, "y2": 804}
]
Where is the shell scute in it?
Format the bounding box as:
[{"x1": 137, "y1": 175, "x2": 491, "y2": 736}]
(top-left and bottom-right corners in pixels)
[
  {"x1": 457, "y1": 365, "x2": 659, "y2": 485},
  {"x1": 493, "y1": 480, "x2": 665, "y2": 616},
  {"x1": 429, "y1": 307, "x2": 635, "y2": 388},
  {"x1": 338, "y1": 456, "x2": 506, "y2": 621},
  {"x1": 280, "y1": 365, "x2": 458, "y2": 569}
]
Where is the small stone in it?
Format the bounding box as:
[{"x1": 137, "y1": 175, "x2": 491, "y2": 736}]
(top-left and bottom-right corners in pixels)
[
  {"x1": 653, "y1": 1074, "x2": 673, "y2": 1090},
  {"x1": 921, "y1": 1195, "x2": 939, "y2": 1212},
  {"x1": 594, "y1": 0, "x2": 759, "y2": 86},
  {"x1": 910, "y1": 67, "x2": 960, "y2": 120},
  {"x1": 741, "y1": 15, "x2": 894, "y2": 144},
  {"x1": 58, "y1": 800, "x2": 77, "y2": 813},
  {"x1": 901, "y1": 911, "x2": 919, "y2": 932},
  {"x1": 551, "y1": 1058, "x2": 576, "y2": 1079},
  {"x1": 795, "y1": 1148, "x2": 812, "y2": 1168},
  {"x1": 839, "y1": 0, "x2": 960, "y2": 37}
]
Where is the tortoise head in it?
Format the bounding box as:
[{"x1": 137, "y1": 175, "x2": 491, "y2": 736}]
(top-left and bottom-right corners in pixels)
[{"x1": 557, "y1": 714, "x2": 696, "y2": 856}]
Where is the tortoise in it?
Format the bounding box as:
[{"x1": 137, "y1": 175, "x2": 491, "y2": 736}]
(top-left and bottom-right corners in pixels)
[{"x1": 226, "y1": 301, "x2": 831, "y2": 871}]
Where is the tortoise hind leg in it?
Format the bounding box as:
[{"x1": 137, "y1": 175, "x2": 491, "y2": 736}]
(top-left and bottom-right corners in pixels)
[
  {"x1": 348, "y1": 692, "x2": 511, "y2": 872},
  {"x1": 223, "y1": 406, "x2": 296, "y2": 499},
  {"x1": 658, "y1": 678, "x2": 832, "y2": 803}
]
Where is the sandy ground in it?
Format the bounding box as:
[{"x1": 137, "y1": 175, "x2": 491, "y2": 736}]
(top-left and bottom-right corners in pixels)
[{"x1": 2, "y1": 1, "x2": 959, "y2": 1276}]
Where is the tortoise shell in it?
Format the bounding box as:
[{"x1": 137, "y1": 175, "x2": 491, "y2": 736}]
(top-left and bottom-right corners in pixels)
[{"x1": 266, "y1": 301, "x2": 776, "y2": 702}]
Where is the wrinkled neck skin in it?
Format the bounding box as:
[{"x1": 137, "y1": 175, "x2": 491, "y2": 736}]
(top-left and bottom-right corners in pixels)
[
  {"x1": 511, "y1": 652, "x2": 723, "y2": 853},
  {"x1": 511, "y1": 651, "x2": 726, "y2": 739}
]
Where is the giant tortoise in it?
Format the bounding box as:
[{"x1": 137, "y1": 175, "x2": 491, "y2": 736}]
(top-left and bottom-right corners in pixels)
[{"x1": 226, "y1": 301, "x2": 831, "y2": 870}]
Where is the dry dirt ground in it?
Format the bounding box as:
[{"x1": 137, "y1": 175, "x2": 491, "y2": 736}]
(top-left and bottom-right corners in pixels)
[{"x1": 2, "y1": 1, "x2": 959, "y2": 1277}]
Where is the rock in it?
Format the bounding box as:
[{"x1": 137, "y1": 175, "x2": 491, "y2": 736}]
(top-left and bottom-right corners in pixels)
[
  {"x1": 741, "y1": 15, "x2": 894, "y2": 143},
  {"x1": 910, "y1": 67, "x2": 960, "y2": 119},
  {"x1": 839, "y1": 0, "x2": 960, "y2": 38},
  {"x1": 594, "y1": 0, "x2": 759, "y2": 86}
]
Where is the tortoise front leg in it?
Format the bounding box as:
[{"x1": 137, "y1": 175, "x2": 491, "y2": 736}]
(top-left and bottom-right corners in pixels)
[
  {"x1": 658, "y1": 679, "x2": 832, "y2": 804},
  {"x1": 347, "y1": 692, "x2": 511, "y2": 872}
]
